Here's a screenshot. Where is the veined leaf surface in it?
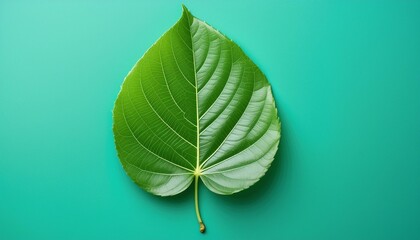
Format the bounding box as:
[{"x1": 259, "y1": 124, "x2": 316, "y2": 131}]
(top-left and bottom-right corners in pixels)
[{"x1": 113, "y1": 5, "x2": 281, "y2": 233}]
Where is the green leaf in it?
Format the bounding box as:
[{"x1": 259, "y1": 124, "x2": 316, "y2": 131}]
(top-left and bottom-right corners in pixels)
[{"x1": 113, "y1": 5, "x2": 281, "y2": 233}]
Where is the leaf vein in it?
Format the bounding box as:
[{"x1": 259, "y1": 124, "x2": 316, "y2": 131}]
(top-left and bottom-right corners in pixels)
[
  {"x1": 126, "y1": 82, "x2": 195, "y2": 169},
  {"x1": 120, "y1": 97, "x2": 194, "y2": 173},
  {"x1": 170, "y1": 29, "x2": 196, "y2": 88},
  {"x1": 200, "y1": 66, "x2": 255, "y2": 167},
  {"x1": 139, "y1": 69, "x2": 197, "y2": 148}
]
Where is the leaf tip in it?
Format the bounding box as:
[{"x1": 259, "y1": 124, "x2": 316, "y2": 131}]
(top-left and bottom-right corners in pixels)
[
  {"x1": 181, "y1": 4, "x2": 193, "y2": 18},
  {"x1": 181, "y1": 4, "x2": 188, "y2": 13}
]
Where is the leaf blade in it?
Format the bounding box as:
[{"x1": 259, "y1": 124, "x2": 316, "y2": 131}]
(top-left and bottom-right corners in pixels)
[
  {"x1": 113, "y1": 8, "x2": 199, "y2": 196},
  {"x1": 113, "y1": 6, "x2": 281, "y2": 197}
]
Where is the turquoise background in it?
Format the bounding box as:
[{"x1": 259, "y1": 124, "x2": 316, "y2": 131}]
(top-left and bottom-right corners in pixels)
[{"x1": 1, "y1": 0, "x2": 420, "y2": 239}]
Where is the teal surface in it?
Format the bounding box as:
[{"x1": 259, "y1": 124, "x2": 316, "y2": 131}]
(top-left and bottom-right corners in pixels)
[{"x1": 1, "y1": 0, "x2": 420, "y2": 239}]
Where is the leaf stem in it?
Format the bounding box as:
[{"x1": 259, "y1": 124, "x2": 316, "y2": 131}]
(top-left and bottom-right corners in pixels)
[{"x1": 194, "y1": 175, "x2": 206, "y2": 233}]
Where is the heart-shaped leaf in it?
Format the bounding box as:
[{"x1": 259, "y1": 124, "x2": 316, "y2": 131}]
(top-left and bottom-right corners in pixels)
[{"x1": 113, "y1": 5, "x2": 281, "y2": 233}]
